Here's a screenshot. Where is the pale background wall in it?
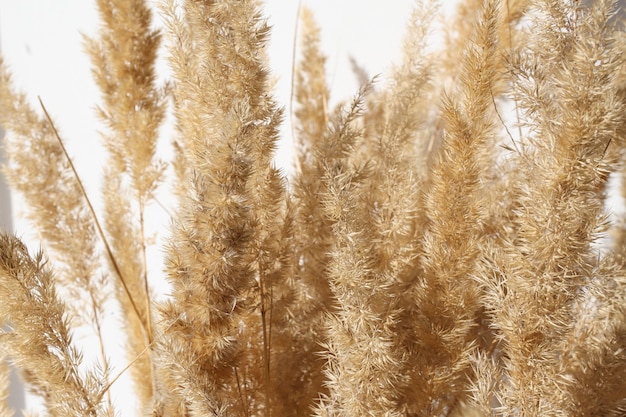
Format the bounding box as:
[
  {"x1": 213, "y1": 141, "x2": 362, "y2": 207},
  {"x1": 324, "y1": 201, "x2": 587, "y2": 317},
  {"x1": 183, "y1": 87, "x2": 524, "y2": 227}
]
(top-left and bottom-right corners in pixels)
[
  {"x1": 0, "y1": 0, "x2": 436, "y2": 248},
  {"x1": 0, "y1": 0, "x2": 427, "y2": 181}
]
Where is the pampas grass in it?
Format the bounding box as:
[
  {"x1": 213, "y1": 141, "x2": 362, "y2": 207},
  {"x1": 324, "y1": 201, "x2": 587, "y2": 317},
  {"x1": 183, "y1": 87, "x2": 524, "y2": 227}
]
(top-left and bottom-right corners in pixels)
[{"x1": 1, "y1": 0, "x2": 625, "y2": 416}]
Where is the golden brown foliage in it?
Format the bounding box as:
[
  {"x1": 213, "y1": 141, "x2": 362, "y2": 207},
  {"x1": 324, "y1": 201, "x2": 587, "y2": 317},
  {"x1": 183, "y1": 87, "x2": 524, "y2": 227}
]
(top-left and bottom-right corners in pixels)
[
  {"x1": 85, "y1": 0, "x2": 166, "y2": 408},
  {"x1": 0, "y1": 234, "x2": 109, "y2": 417},
  {"x1": 0, "y1": 0, "x2": 625, "y2": 416}
]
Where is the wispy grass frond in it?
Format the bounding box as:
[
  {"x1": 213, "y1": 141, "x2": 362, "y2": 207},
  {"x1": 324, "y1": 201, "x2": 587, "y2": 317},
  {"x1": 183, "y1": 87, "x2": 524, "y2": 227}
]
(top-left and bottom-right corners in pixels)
[
  {"x1": 156, "y1": 1, "x2": 287, "y2": 415},
  {"x1": 315, "y1": 86, "x2": 406, "y2": 417},
  {"x1": 0, "y1": 62, "x2": 108, "y2": 331},
  {"x1": 0, "y1": 1, "x2": 625, "y2": 416},
  {"x1": 477, "y1": 0, "x2": 626, "y2": 415},
  {"x1": 0, "y1": 61, "x2": 115, "y2": 414},
  {"x1": 0, "y1": 233, "x2": 108, "y2": 417},
  {"x1": 84, "y1": 0, "x2": 167, "y2": 408},
  {"x1": 401, "y1": 1, "x2": 500, "y2": 414}
]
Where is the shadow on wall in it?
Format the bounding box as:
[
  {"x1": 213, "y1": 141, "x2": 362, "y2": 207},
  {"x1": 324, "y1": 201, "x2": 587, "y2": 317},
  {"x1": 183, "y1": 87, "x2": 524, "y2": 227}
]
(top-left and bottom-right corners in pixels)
[
  {"x1": 0, "y1": 127, "x2": 11, "y2": 231},
  {"x1": 0, "y1": 125, "x2": 25, "y2": 417}
]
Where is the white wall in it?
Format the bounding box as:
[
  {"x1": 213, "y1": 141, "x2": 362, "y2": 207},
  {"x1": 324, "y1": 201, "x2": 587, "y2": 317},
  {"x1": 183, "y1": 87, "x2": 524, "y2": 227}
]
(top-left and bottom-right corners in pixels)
[
  {"x1": 0, "y1": 0, "x2": 419, "y2": 183},
  {"x1": 0, "y1": 0, "x2": 423, "y2": 248}
]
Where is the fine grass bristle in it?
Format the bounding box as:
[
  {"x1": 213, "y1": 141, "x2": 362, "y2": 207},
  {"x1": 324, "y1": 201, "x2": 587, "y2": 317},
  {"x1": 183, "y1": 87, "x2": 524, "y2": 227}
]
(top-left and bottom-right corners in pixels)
[{"x1": 0, "y1": 0, "x2": 625, "y2": 416}]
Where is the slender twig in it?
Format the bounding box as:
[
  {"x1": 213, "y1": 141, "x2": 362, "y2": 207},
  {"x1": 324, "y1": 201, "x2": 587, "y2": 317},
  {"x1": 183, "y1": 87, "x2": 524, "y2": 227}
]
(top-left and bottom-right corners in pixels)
[
  {"x1": 491, "y1": 89, "x2": 520, "y2": 154},
  {"x1": 234, "y1": 366, "x2": 250, "y2": 417},
  {"x1": 89, "y1": 290, "x2": 113, "y2": 410},
  {"x1": 38, "y1": 96, "x2": 152, "y2": 345},
  {"x1": 150, "y1": 192, "x2": 173, "y2": 218},
  {"x1": 290, "y1": 0, "x2": 304, "y2": 175},
  {"x1": 138, "y1": 200, "x2": 154, "y2": 345},
  {"x1": 97, "y1": 338, "x2": 151, "y2": 401},
  {"x1": 259, "y1": 271, "x2": 271, "y2": 417},
  {"x1": 96, "y1": 318, "x2": 178, "y2": 402}
]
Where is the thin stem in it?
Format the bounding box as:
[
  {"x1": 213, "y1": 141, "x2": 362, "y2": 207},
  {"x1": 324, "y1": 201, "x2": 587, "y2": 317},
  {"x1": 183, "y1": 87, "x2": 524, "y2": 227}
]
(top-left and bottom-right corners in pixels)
[
  {"x1": 138, "y1": 197, "x2": 158, "y2": 398},
  {"x1": 506, "y1": 0, "x2": 524, "y2": 143},
  {"x1": 138, "y1": 199, "x2": 154, "y2": 345},
  {"x1": 150, "y1": 192, "x2": 173, "y2": 218},
  {"x1": 290, "y1": 0, "x2": 304, "y2": 174},
  {"x1": 38, "y1": 96, "x2": 151, "y2": 345},
  {"x1": 491, "y1": 89, "x2": 519, "y2": 154},
  {"x1": 234, "y1": 366, "x2": 250, "y2": 417},
  {"x1": 96, "y1": 318, "x2": 178, "y2": 402},
  {"x1": 260, "y1": 272, "x2": 271, "y2": 417},
  {"x1": 89, "y1": 291, "x2": 113, "y2": 410},
  {"x1": 98, "y1": 342, "x2": 151, "y2": 401}
]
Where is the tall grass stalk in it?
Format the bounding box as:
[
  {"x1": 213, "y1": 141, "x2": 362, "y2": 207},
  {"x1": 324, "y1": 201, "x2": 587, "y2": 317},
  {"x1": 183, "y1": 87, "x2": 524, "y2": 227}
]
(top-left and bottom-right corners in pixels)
[{"x1": 0, "y1": 0, "x2": 625, "y2": 416}]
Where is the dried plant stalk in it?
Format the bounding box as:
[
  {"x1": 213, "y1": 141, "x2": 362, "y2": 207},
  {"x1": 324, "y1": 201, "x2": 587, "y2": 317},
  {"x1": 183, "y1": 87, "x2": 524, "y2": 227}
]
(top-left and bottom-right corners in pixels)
[
  {"x1": 0, "y1": 61, "x2": 117, "y2": 414},
  {"x1": 0, "y1": 233, "x2": 108, "y2": 417},
  {"x1": 398, "y1": 2, "x2": 501, "y2": 414},
  {"x1": 0, "y1": 63, "x2": 108, "y2": 329},
  {"x1": 0, "y1": 1, "x2": 624, "y2": 416},
  {"x1": 84, "y1": 0, "x2": 167, "y2": 408},
  {"x1": 478, "y1": 0, "x2": 626, "y2": 415},
  {"x1": 156, "y1": 0, "x2": 287, "y2": 415}
]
